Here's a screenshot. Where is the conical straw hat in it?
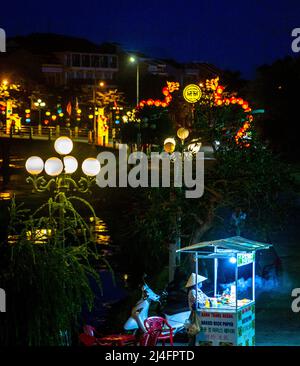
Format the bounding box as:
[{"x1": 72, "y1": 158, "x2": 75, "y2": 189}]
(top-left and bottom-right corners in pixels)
[{"x1": 185, "y1": 273, "x2": 207, "y2": 287}]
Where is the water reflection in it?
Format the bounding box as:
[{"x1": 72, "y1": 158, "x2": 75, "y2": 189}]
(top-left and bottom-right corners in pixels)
[
  {"x1": 90, "y1": 216, "x2": 111, "y2": 246},
  {"x1": 0, "y1": 192, "x2": 12, "y2": 200}
]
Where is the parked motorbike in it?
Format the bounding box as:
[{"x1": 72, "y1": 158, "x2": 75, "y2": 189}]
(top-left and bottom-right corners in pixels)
[{"x1": 124, "y1": 282, "x2": 190, "y2": 334}]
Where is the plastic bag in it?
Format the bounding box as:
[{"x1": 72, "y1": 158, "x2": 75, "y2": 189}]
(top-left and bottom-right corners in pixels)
[{"x1": 185, "y1": 310, "x2": 200, "y2": 337}]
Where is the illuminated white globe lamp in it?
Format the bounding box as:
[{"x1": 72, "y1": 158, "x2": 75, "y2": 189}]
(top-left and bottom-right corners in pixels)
[
  {"x1": 164, "y1": 137, "x2": 176, "y2": 147},
  {"x1": 44, "y1": 157, "x2": 63, "y2": 176},
  {"x1": 54, "y1": 136, "x2": 73, "y2": 155},
  {"x1": 25, "y1": 156, "x2": 44, "y2": 175},
  {"x1": 63, "y1": 156, "x2": 78, "y2": 174},
  {"x1": 82, "y1": 158, "x2": 101, "y2": 177}
]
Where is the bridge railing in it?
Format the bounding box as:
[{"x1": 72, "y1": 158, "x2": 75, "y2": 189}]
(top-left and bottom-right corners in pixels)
[{"x1": 0, "y1": 125, "x2": 90, "y2": 141}]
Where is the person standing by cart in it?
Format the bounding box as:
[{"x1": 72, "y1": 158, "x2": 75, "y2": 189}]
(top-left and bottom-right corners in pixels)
[{"x1": 185, "y1": 273, "x2": 208, "y2": 345}]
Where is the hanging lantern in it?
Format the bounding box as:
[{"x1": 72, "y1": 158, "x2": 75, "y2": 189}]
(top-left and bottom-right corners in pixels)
[
  {"x1": 177, "y1": 127, "x2": 189, "y2": 141},
  {"x1": 147, "y1": 99, "x2": 154, "y2": 106},
  {"x1": 165, "y1": 95, "x2": 172, "y2": 103},
  {"x1": 216, "y1": 86, "x2": 224, "y2": 94},
  {"x1": 162, "y1": 87, "x2": 170, "y2": 96}
]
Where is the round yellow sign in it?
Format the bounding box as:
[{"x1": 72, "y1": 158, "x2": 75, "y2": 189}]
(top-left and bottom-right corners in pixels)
[{"x1": 183, "y1": 84, "x2": 202, "y2": 103}]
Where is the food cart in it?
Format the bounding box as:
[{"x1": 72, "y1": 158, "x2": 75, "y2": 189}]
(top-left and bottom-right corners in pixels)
[{"x1": 177, "y1": 236, "x2": 272, "y2": 346}]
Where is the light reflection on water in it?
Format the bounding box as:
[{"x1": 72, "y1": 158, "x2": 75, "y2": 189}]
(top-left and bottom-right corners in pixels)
[
  {"x1": 90, "y1": 217, "x2": 111, "y2": 246},
  {"x1": 0, "y1": 191, "x2": 12, "y2": 200}
]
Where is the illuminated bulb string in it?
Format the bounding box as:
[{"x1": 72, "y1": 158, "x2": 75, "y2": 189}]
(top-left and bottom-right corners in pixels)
[{"x1": 136, "y1": 77, "x2": 253, "y2": 147}]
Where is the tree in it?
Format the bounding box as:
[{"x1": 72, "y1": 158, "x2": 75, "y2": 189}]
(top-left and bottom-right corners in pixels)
[
  {"x1": 0, "y1": 192, "x2": 109, "y2": 346},
  {"x1": 247, "y1": 56, "x2": 300, "y2": 159},
  {"x1": 116, "y1": 77, "x2": 293, "y2": 282}
]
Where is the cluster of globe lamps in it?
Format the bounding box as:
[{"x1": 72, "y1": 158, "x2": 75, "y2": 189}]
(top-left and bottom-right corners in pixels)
[
  {"x1": 163, "y1": 127, "x2": 202, "y2": 154},
  {"x1": 25, "y1": 136, "x2": 101, "y2": 179}
]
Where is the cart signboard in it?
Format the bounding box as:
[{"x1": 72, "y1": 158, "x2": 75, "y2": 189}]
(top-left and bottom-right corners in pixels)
[
  {"x1": 237, "y1": 252, "x2": 254, "y2": 267},
  {"x1": 197, "y1": 310, "x2": 236, "y2": 346},
  {"x1": 197, "y1": 303, "x2": 255, "y2": 346},
  {"x1": 237, "y1": 304, "x2": 255, "y2": 346}
]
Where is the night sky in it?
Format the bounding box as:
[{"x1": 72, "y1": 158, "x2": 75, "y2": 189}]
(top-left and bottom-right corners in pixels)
[{"x1": 1, "y1": 0, "x2": 299, "y2": 78}]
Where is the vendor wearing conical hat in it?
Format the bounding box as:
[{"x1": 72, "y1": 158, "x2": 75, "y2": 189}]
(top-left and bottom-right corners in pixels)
[{"x1": 186, "y1": 273, "x2": 209, "y2": 311}]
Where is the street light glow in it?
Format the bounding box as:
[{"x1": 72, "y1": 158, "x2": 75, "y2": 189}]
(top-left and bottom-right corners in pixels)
[
  {"x1": 44, "y1": 157, "x2": 64, "y2": 177},
  {"x1": 54, "y1": 136, "x2": 73, "y2": 155},
  {"x1": 82, "y1": 158, "x2": 101, "y2": 177},
  {"x1": 63, "y1": 156, "x2": 78, "y2": 174},
  {"x1": 129, "y1": 56, "x2": 136, "y2": 63},
  {"x1": 229, "y1": 257, "x2": 237, "y2": 264},
  {"x1": 25, "y1": 156, "x2": 44, "y2": 175}
]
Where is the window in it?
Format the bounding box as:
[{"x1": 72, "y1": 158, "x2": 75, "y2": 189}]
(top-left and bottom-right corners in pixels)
[
  {"x1": 91, "y1": 55, "x2": 100, "y2": 68},
  {"x1": 109, "y1": 56, "x2": 117, "y2": 68},
  {"x1": 72, "y1": 54, "x2": 80, "y2": 67},
  {"x1": 100, "y1": 55, "x2": 108, "y2": 68},
  {"x1": 66, "y1": 54, "x2": 71, "y2": 66},
  {"x1": 82, "y1": 54, "x2": 90, "y2": 67}
]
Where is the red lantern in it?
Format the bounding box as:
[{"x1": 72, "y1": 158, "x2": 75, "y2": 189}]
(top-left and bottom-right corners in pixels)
[
  {"x1": 147, "y1": 99, "x2": 154, "y2": 106},
  {"x1": 216, "y1": 86, "x2": 224, "y2": 94},
  {"x1": 165, "y1": 95, "x2": 172, "y2": 103},
  {"x1": 154, "y1": 100, "x2": 161, "y2": 107},
  {"x1": 162, "y1": 87, "x2": 170, "y2": 96}
]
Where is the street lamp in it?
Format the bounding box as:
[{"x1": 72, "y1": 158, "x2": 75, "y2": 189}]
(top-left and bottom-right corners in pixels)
[
  {"x1": 25, "y1": 136, "x2": 100, "y2": 193},
  {"x1": 129, "y1": 55, "x2": 139, "y2": 106},
  {"x1": 34, "y1": 98, "x2": 46, "y2": 135}
]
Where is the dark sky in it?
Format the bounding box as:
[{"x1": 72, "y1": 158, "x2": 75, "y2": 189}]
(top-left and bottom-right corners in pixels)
[{"x1": 1, "y1": 0, "x2": 299, "y2": 78}]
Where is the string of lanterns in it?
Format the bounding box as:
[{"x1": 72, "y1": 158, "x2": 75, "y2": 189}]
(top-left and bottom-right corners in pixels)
[
  {"x1": 137, "y1": 81, "x2": 180, "y2": 109},
  {"x1": 206, "y1": 77, "x2": 253, "y2": 147}
]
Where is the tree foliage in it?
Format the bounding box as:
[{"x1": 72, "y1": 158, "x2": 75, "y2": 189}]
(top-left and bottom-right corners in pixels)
[{"x1": 0, "y1": 194, "x2": 107, "y2": 346}]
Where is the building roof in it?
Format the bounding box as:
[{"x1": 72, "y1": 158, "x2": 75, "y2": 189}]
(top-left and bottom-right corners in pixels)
[
  {"x1": 177, "y1": 236, "x2": 271, "y2": 253},
  {"x1": 7, "y1": 34, "x2": 118, "y2": 54}
]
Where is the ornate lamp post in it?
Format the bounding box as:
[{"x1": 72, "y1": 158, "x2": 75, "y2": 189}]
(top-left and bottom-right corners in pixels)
[
  {"x1": 34, "y1": 98, "x2": 46, "y2": 135},
  {"x1": 25, "y1": 136, "x2": 100, "y2": 245},
  {"x1": 25, "y1": 136, "x2": 100, "y2": 194}
]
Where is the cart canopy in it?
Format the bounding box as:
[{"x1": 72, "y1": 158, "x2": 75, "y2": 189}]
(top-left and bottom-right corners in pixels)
[{"x1": 177, "y1": 236, "x2": 271, "y2": 254}]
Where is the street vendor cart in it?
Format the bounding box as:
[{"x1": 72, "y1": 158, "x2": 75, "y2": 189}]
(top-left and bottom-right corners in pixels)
[{"x1": 177, "y1": 236, "x2": 272, "y2": 346}]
